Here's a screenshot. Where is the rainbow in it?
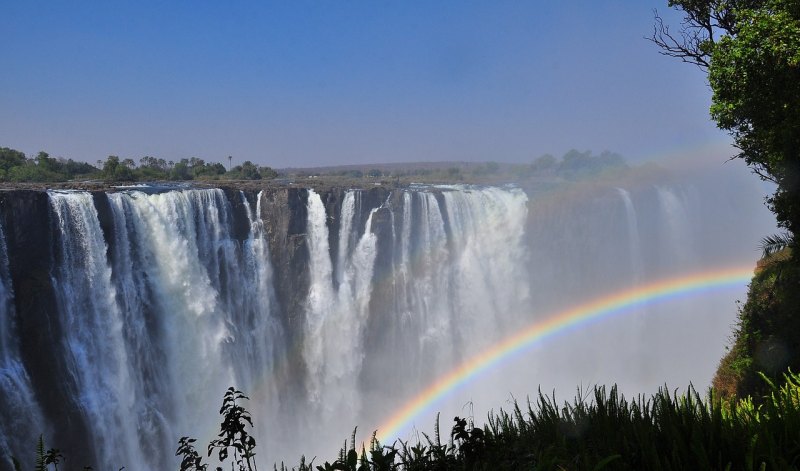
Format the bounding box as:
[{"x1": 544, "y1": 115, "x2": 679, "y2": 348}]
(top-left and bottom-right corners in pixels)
[{"x1": 375, "y1": 266, "x2": 754, "y2": 442}]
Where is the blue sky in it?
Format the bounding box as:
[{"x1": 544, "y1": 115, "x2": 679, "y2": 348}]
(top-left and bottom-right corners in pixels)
[{"x1": 1, "y1": 1, "x2": 728, "y2": 168}]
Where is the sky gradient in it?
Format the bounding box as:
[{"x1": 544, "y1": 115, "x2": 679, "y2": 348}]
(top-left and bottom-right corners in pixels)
[{"x1": 1, "y1": 1, "x2": 729, "y2": 168}]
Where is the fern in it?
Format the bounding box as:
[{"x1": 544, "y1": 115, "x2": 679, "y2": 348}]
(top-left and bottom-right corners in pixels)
[{"x1": 35, "y1": 435, "x2": 45, "y2": 471}]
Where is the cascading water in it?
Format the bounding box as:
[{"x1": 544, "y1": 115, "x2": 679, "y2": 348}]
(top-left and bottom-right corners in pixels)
[
  {"x1": 303, "y1": 189, "x2": 379, "y2": 422},
  {"x1": 49, "y1": 191, "x2": 148, "y2": 469},
  {"x1": 0, "y1": 174, "x2": 775, "y2": 470},
  {"x1": 616, "y1": 188, "x2": 644, "y2": 284},
  {"x1": 0, "y1": 221, "x2": 45, "y2": 466}
]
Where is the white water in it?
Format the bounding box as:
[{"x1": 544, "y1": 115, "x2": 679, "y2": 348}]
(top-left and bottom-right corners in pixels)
[
  {"x1": 0, "y1": 221, "x2": 45, "y2": 465},
  {"x1": 49, "y1": 192, "x2": 145, "y2": 468},
  {"x1": 617, "y1": 188, "x2": 644, "y2": 283},
  {"x1": 7, "y1": 189, "x2": 285, "y2": 469},
  {"x1": 303, "y1": 190, "x2": 379, "y2": 423},
  {"x1": 656, "y1": 186, "x2": 695, "y2": 272},
  {"x1": 0, "y1": 177, "x2": 777, "y2": 470}
]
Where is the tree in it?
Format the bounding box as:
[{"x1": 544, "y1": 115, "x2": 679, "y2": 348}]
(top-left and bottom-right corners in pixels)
[
  {"x1": 102, "y1": 155, "x2": 134, "y2": 181},
  {"x1": 192, "y1": 161, "x2": 226, "y2": 179},
  {"x1": 531, "y1": 154, "x2": 557, "y2": 173},
  {"x1": 240, "y1": 161, "x2": 261, "y2": 180},
  {"x1": 654, "y1": 0, "x2": 800, "y2": 398},
  {"x1": 708, "y1": 3, "x2": 800, "y2": 237},
  {"x1": 170, "y1": 159, "x2": 192, "y2": 180},
  {"x1": 652, "y1": 0, "x2": 800, "y2": 236},
  {"x1": 61, "y1": 159, "x2": 98, "y2": 178},
  {"x1": 34, "y1": 152, "x2": 56, "y2": 171},
  {"x1": 140, "y1": 156, "x2": 168, "y2": 172},
  {"x1": 0, "y1": 147, "x2": 26, "y2": 172},
  {"x1": 650, "y1": 0, "x2": 747, "y2": 68},
  {"x1": 259, "y1": 165, "x2": 278, "y2": 179}
]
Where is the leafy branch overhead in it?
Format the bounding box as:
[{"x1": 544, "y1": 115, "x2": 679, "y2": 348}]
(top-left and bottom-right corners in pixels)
[{"x1": 653, "y1": 0, "x2": 800, "y2": 236}]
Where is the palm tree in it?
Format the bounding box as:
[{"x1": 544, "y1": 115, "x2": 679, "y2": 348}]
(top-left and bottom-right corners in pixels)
[{"x1": 760, "y1": 232, "x2": 794, "y2": 258}]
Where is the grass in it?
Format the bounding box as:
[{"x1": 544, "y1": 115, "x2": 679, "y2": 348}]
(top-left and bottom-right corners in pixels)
[
  {"x1": 278, "y1": 371, "x2": 800, "y2": 470},
  {"x1": 12, "y1": 372, "x2": 800, "y2": 470}
]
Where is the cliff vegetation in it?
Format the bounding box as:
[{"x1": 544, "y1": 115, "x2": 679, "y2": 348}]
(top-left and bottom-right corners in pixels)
[{"x1": 0, "y1": 145, "x2": 631, "y2": 189}]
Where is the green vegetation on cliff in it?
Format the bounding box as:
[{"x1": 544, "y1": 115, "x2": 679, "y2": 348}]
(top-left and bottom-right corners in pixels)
[
  {"x1": 0, "y1": 148, "x2": 96, "y2": 182},
  {"x1": 714, "y1": 248, "x2": 800, "y2": 398},
  {"x1": 1, "y1": 145, "x2": 631, "y2": 186},
  {"x1": 0, "y1": 148, "x2": 280, "y2": 183}
]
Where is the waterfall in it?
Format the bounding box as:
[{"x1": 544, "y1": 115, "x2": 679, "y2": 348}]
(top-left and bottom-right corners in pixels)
[
  {"x1": 303, "y1": 190, "x2": 379, "y2": 420},
  {"x1": 303, "y1": 189, "x2": 337, "y2": 407},
  {"x1": 0, "y1": 221, "x2": 45, "y2": 467},
  {"x1": 442, "y1": 187, "x2": 529, "y2": 346},
  {"x1": 0, "y1": 221, "x2": 12, "y2": 362},
  {"x1": 0, "y1": 178, "x2": 774, "y2": 470},
  {"x1": 616, "y1": 188, "x2": 644, "y2": 283},
  {"x1": 2, "y1": 189, "x2": 285, "y2": 470},
  {"x1": 240, "y1": 190, "x2": 281, "y2": 388},
  {"x1": 656, "y1": 186, "x2": 694, "y2": 271},
  {"x1": 48, "y1": 191, "x2": 145, "y2": 468}
]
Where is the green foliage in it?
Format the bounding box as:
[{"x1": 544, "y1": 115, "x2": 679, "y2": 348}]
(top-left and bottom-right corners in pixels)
[
  {"x1": 714, "y1": 253, "x2": 800, "y2": 399},
  {"x1": 0, "y1": 147, "x2": 26, "y2": 172},
  {"x1": 102, "y1": 155, "x2": 135, "y2": 182},
  {"x1": 7, "y1": 163, "x2": 63, "y2": 182},
  {"x1": 176, "y1": 437, "x2": 207, "y2": 471},
  {"x1": 129, "y1": 156, "x2": 168, "y2": 180},
  {"x1": 190, "y1": 158, "x2": 227, "y2": 179},
  {"x1": 60, "y1": 159, "x2": 97, "y2": 177},
  {"x1": 760, "y1": 232, "x2": 794, "y2": 258},
  {"x1": 276, "y1": 371, "x2": 800, "y2": 470},
  {"x1": 170, "y1": 159, "x2": 192, "y2": 181},
  {"x1": 43, "y1": 448, "x2": 63, "y2": 471},
  {"x1": 0, "y1": 145, "x2": 281, "y2": 182},
  {"x1": 227, "y1": 161, "x2": 277, "y2": 180},
  {"x1": 175, "y1": 387, "x2": 259, "y2": 471},
  {"x1": 657, "y1": 0, "x2": 800, "y2": 234},
  {"x1": 0, "y1": 148, "x2": 98, "y2": 182},
  {"x1": 9, "y1": 435, "x2": 68, "y2": 471},
  {"x1": 208, "y1": 387, "x2": 258, "y2": 471},
  {"x1": 658, "y1": 0, "x2": 800, "y2": 405},
  {"x1": 556, "y1": 149, "x2": 627, "y2": 180},
  {"x1": 15, "y1": 375, "x2": 800, "y2": 470},
  {"x1": 707, "y1": 0, "x2": 800, "y2": 235},
  {"x1": 35, "y1": 436, "x2": 45, "y2": 471}
]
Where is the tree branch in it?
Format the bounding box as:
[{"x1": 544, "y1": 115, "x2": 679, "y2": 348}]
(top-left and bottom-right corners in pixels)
[{"x1": 648, "y1": 10, "x2": 710, "y2": 69}]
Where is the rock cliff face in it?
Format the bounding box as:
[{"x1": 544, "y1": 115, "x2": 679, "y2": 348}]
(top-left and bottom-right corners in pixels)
[
  {"x1": 255, "y1": 187, "x2": 391, "y2": 329},
  {"x1": 0, "y1": 185, "x2": 403, "y2": 469},
  {"x1": 0, "y1": 186, "x2": 390, "y2": 346},
  {"x1": 0, "y1": 190, "x2": 90, "y2": 465}
]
